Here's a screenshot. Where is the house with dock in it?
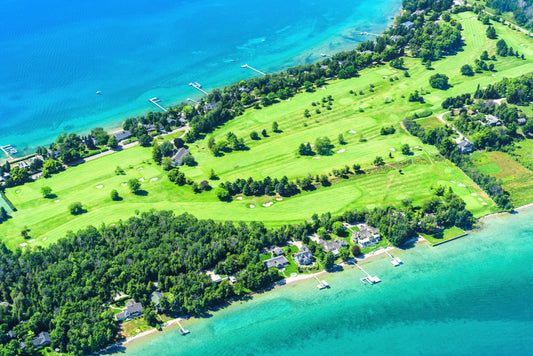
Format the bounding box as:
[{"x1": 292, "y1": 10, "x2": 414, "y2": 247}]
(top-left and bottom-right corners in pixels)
[
  {"x1": 293, "y1": 246, "x2": 314, "y2": 266},
  {"x1": 319, "y1": 238, "x2": 348, "y2": 257},
  {"x1": 115, "y1": 300, "x2": 143, "y2": 321}
]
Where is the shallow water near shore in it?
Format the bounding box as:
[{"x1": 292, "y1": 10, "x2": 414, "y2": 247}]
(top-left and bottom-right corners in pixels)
[
  {"x1": 0, "y1": 0, "x2": 400, "y2": 157},
  {"x1": 123, "y1": 208, "x2": 533, "y2": 355}
]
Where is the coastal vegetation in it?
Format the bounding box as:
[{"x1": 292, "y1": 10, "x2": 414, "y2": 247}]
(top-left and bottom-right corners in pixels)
[{"x1": 1, "y1": 0, "x2": 533, "y2": 354}]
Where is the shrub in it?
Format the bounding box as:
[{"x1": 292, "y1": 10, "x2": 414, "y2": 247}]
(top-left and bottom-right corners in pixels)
[
  {"x1": 69, "y1": 202, "x2": 84, "y2": 215},
  {"x1": 429, "y1": 73, "x2": 449, "y2": 89}
]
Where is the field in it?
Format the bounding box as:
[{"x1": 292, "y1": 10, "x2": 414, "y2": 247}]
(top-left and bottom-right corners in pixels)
[
  {"x1": 421, "y1": 226, "x2": 467, "y2": 245},
  {"x1": 472, "y1": 151, "x2": 533, "y2": 206},
  {"x1": 3, "y1": 11, "x2": 533, "y2": 248}
]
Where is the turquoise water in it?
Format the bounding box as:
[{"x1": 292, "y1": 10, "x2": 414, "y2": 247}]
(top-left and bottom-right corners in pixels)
[
  {"x1": 124, "y1": 209, "x2": 533, "y2": 355},
  {"x1": 0, "y1": 0, "x2": 400, "y2": 158}
]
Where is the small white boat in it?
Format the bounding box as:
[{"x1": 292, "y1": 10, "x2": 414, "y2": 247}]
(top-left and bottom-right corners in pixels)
[{"x1": 96, "y1": 91, "x2": 102, "y2": 95}]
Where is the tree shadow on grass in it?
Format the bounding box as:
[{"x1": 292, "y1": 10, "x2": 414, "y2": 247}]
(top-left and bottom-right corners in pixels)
[
  {"x1": 44, "y1": 194, "x2": 58, "y2": 200},
  {"x1": 134, "y1": 190, "x2": 148, "y2": 196}
]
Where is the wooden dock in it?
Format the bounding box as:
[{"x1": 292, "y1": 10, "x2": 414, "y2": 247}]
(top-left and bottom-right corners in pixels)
[
  {"x1": 149, "y1": 97, "x2": 168, "y2": 112},
  {"x1": 189, "y1": 82, "x2": 208, "y2": 95},
  {"x1": 187, "y1": 98, "x2": 199, "y2": 104},
  {"x1": 314, "y1": 275, "x2": 329, "y2": 289},
  {"x1": 0, "y1": 145, "x2": 16, "y2": 160},
  {"x1": 385, "y1": 250, "x2": 402, "y2": 266},
  {"x1": 356, "y1": 264, "x2": 381, "y2": 285},
  {"x1": 241, "y1": 64, "x2": 266, "y2": 76}
]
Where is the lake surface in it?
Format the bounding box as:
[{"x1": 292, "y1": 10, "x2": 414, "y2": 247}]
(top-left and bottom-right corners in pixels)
[
  {"x1": 0, "y1": 0, "x2": 401, "y2": 157},
  {"x1": 123, "y1": 208, "x2": 533, "y2": 355}
]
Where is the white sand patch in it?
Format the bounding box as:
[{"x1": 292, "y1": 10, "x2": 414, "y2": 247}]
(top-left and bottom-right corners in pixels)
[
  {"x1": 54, "y1": 199, "x2": 60, "y2": 203},
  {"x1": 470, "y1": 16, "x2": 476, "y2": 20},
  {"x1": 471, "y1": 193, "x2": 477, "y2": 196},
  {"x1": 389, "y1": 148, "x2": 396, "y2": 151},
  {"x1": 451, "y1": 181, "x2": 456, "y2": 184},
  {"x1": 276, "y1": 197, "x2": 283, "y2": 201},
  {"x1": 478, "y1": 198, "x2": 483, "y2": 201},
  {"x1": 483, "y1": 87, "x2": 487, "y2": 90},
  {"x1": 195, "y1": 166, "x2": 201, "y2": 168},
  {"x1": 43, "y1": 237, "x2": 47, "y2": 241},
  {"x1": 262, "y1": 202, "x2": 273, "y2": 207},
  {"x1": 15, "y1": 190, "x2": 20, "y2": 193},
  {"x1": 121, "y1": 183, "x2": 127, "y2": 186},
  {"x1": 138, "y1": 178, "x2": 145, "y2": 182},
  {"x1": 19, "y1": 243, "x2": 27, "y2": 247},
  {"x1": 249, "y1": 204, "x2": 255, "y2": 209},
  {"x1": 320, "y1": 87, "x2": 326, "y2": 90},
  {"x1": 520, "y1": 43, "x2": 524, "y2": 46},
  {"x1": 96, "y1": 184, "x2": 103, "y2": 189},
  {"x1": 236, "y1": 197, "x2": 243, "y2": 200},
  {"x1": 138, "y1": 167, "x2": 143, "y2": 170},
  {"x1": 28, "y1": 239, "x2": 35, "y2": 243},
  {"x1": 414, "y1": 146, "x2": 419, "y2": 149},
  {"x1": 337, "y1": 148, "x2": 346, "y2": 153},
  {"x1": 313, "y1": 156, "x2": 321, "y2": 159},
  {"x1": 482, "y1": 202, "x2": 488, "y2": 205},
  {"x1": 150, "y1": 177, "x2": 158, "y2": 182},
  {"x1": 461, "y1": 36, "x2": 466, "y2": 40},
  {"x1": 310, "y1": 144, "x2": 314, "y2": 147},
  {"x1": 349, "y1": 130, "x2": 356, "y2": 134},
  {"x1": 286, "y1": 99, "x2": 291, "y2": 102},
  {"x1": 382, "y1": 75, "x2": 388, "y2": 79},
  {"x1": 458, "y1": 183, "x2": 466, "y2": 187},
  {"x1": 492, "y1": 74, "x2": 496, "y2": 77}
]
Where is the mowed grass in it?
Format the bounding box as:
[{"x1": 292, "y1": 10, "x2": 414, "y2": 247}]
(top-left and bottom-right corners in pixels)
[
  {"x1": 421, "y1": 226, "x2": 467, "y2": 245},
  {"x1": 473, "y1": 151, "x2": 533, "y2": 207},
  {"x1": 4, "y1": 12, "x2": 531, "y2": 248}
]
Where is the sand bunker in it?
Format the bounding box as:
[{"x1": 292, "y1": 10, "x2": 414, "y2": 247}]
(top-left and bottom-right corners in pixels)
[
  {"x1": 262, "y1": 202, "x2": 273, "y2": 207},
  {"x1": 313, "y1": 156, "x2": 321, "y2": 159},
  {"x1": 337, "y1": 148, "x2": 346, "y2": 153},
  {"x1": 349, "y1": 130, "x2": 356, "y2": 134},
  {"x1": 389, "y1": 148, "x2": 396, "y2": 152},
  {"x1": 19, "y1": 243, "x2": 27, "y2": 247},
  {"x1": 96, "y1": 185, "x2": 103, "y2": 189},
  {"x1": 276, "y1": 197, "x2": 283, "y2": 201},
  {"x1": 383, "y1": 76, "x2": 388, "y2": 79},
  {"x1": 451, "y1": 181, "x2": 456, "y2": 184},
  {"x1": 15, "y1": 190, "x2": 20, "y2": 193},
  {"x1": 54, "y1": 199, "x2": 60, "y2": 203},
  {"x1": 150, "y1": 177, "x2": 158, "y2": 182},
  {"x1": 249, "y1": 204, "x2": 255, "y2": 208},
  {"x1": 43, "y1": 237, "x2": 47, "y2": 241},
  {"x1": 458, "y1": 183, "x2": 466, "y2": 187},
  {"x1": 482, "y1": 202, "x2": 488, "y2": 205},
  {"x1": 121, "y1": 183, "x2": 127, "y2": 186},
  {"x1": 471, "y1": 193, "x2": 477, "y2": 196},
  {"x1": 138, "y1": 178, "x2": 145, "y2": 182},
  {"x1": 28, "y1": 239, "x2": 35, "y2": 243},
  {"x1": 236, "y1": 197, "x2": 243, "y2": 200},
  {"x1": 478, "y1": 198, "x2": 483, "y2": 201},
  {"x1": 138, "y1": 167, "x2": 143, "y2": 170}
]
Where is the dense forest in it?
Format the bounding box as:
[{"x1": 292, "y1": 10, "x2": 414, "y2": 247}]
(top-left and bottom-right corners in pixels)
[{"x1": 486, "y1": 0, "x2": 533, "y2": 29}]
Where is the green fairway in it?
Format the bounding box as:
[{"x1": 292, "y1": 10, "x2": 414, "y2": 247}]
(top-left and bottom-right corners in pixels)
[
  {"x1": 4, "y1": 12, "x2": 533, "y2": 248},
  {"x1": 421, "y1": 226, "x2": 467, "y2": 245}
]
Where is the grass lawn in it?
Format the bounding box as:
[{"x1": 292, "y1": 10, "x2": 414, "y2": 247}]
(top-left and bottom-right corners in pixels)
[
  {"x1": 360, "y1": 239, "x2": 389, "y2": 254},
  {"x1": 5, "y1": 11, "x2": 533, "y2": 248},
  {"x1": 416, "y1": 116, "x2": 444, "y2": 130},
  {"x1": 421, "y1": 226, "x2": 467, "y2": 245},
  {"x1": 120, "y1": 317, "x2": 151, "y2": 338}
]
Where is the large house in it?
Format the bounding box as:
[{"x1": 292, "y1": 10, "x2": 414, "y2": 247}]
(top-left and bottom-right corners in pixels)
[
  {"x1": 293, "y1": 246, "x2": 314, "y2": 266},
  {"x1": 31, "y1": 331, "x2": 51, "y2": 348},
  {"x1": 484, "y1": 114, "x2": 502, "y2": 126},
  {"x1": 319, "y1": 238, "x2": 348, "y2": 257},
  {"x1": 352, "y1": 224, "x2": 381, "y2": 248},
  {"x1": 457, "y1": 139, "x2": 473, "y2": 154},
  {"x1": 263, "y1": 256, "x2": 289, "y2": 269},
  {"x1": 112, "y1": 130, "x2": 132, "y2": 142},
  {"x1": 172, "y1": 147, "x2": 190, "y2": 166},
  {"x1": 115, "y1": 300, "x2": 143, "y2": 321}
]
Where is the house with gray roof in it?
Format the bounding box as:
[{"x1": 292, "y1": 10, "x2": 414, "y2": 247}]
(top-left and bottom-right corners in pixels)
[
  {"x1": 319, "y1": 238, "x2": 348, "y2": 257},
  {"x1": 172, "y1": 147, "x2": 190, "y2": 166},
  {"x1": 31, "y1": 331, "x2": 51, "y2": 348},
  {"x1": 484, "y1": 114, "x2": 502, "y2": 126},
  {"x1": 352, "y1": 224, "x2": 381, "y2": 248},
  {"x1": 273, "y1": 247, "x2": 284, "y2": 256},
  {"x1": 401, "y1": 21, "x2": 415, "y2": 29},
  {"x1": 517, "y1": 118, "x2": 527, "y2": 125},
  {"x1": 293, "y1": 246, "x2": 314, "y2": 266},
  {"x1": 7, "y1": 330, "x2": 15, "y2": 339},
  {"x1": 115, "y1": 300, "x2": 143, "y2": 321},
  {"x1": 457, "y1": 139, "x2": 473, "y2": 154},
  {"x1": 112, "y1": 130, "x2": 132, "y2": 142},
  {"x1": 263, "y1": 255, "x2": 289, "y2": 269},
  {"x1": 150, "y1": 291, "x2": 164, "y2": 309}
]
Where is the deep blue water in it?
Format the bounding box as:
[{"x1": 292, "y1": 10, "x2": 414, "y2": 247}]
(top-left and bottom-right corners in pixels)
[
  {"x1": 124, "y1": 209, "x2": 533, "y2": 355},
  {"x1": 0, "y1": 0, "x2": 401, "y2": 157}
]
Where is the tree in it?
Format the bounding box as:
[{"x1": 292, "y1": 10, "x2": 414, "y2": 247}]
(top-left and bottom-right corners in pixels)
[
  {"x1": 298, "y1": 143, "x2": 314, "y2": 156},
  {"x1": 107, "y1": 136, "x2": 119, "y2": 149},
  {"x1": 173, "y1": 138, "x2": 185, "y2": 149},
  {"x1": 272, "y1": 121, "x2": 279, "y2": 132},
  {"x1": 338, "y1": 247, "x2": 350, "y2": 261},
  {"x1": 496, "y1": 39, "x2": 508, "y2": 56},
  {"x1": 41, "y1": 186, "x2": 52, "y2": 198},
  {"x1": 215, "y1": 188, "x2": 231, "y2": 201},
  {"x1": 42, "y1": 159, "x2": 62, "y2": 177},
  {"x1": 303, "y1": 81, "x2": 313, "y2": 92},
  {"x1": 209, "y1": 169, "x2": 218, "y2": 180},
  {"x1": 249, "y1": 131, "x2": 260, "y2": 140},
  {"x1": 68, "y1": 202, "x2": 84, "y2": 215},
  {"x1": 332, "y1": 221, "x2": 345, "y2": 236},
  {"x1": 128, "y1": 178, "x2": 141, "y2": 194},
  {"x1": 139, "y1": 134, "x2": 152, "y2": 147},
  {"x1": 373, "y1": 156, "x2": 384, "y2": 166},
  {"x1": 152, "y1": 145, "x2": 162, "y2": 164},
  {"x1": 324, "y1": 251, "x2": 335, "y2": 270},
  {"x1": 314, "y1": 137, "x2": 332, "y2": 155},
  {"x1": 261, "y1": 129, "x2": 268, "y2": 137},
  {"x1": 460, "y1": 64, "x2": 474, "y2": 76},
  {"x1": 0, "y1": 207, "x2": 9, "y2": 222},
  {"x1": 429, "y1": 73, "x2": 449, "y2": 89},
  {"x1": 338, "y1": 133, "x2": 346, "y2": 145},
  {"x1": 162, "y1": 157, "x2": 173, "y2": 171},
  {"x1": 110, "y1": 189, "x2": 120, "y2": 201},
  {"x1": 182, "y1": 154, "x2": 196, "y2": 167},
  {"x1": 401, "y1": 143, "x2": 410, "y2": 155},
  {"x1": 486, "y1": 26, "x2": 497, "y2": 39},
  {"x1": 160, "y1": 141, "x2": 174, "y2": 157},
  {"x1": 351, "y1": 245, "x2": 361, "y2": 257}
]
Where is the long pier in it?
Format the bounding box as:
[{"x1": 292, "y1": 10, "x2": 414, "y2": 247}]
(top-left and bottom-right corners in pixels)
[
  {"x1": 189, "y1": 82, "x2": 208, "y2": 95},
  {"x1": 149, "y1": 97, "x2": 168, "y2": 112},
  {"x1": 356, "y1": 31, "x2": 380, "y2": 36},
  {"x1": 187, "y1": 98, "x2": 199, "y2": 104},
  {"x1": 356, "y1": 264, "x2": 381, "y2": 285},
  {"x1": 0, "y1": 145, "x2": 16, "y2": 160},
  {"x1": 314, "y1": 275, "x2": 329, "y2": 289},
  {"x1": 385, "y1": 250, "x2": 402, "y2": 267},
  {"x1": 241, "y1": 64, "x2": 266, "y2": 76},
  {"x1": 176, "y1": 320, "x2": 190, "y2": 335}
]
